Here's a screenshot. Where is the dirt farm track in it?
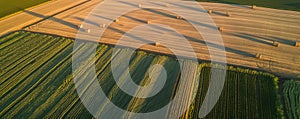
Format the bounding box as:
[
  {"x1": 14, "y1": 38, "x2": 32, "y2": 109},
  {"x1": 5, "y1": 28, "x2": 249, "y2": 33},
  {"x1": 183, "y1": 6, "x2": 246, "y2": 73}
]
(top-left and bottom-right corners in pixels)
[{"x1": 0, "y1": 0, "x2": 299, "y2": 79}]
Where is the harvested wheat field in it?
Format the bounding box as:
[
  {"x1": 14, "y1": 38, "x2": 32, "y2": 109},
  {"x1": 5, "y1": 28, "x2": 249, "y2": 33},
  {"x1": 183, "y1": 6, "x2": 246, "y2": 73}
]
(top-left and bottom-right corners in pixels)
[{"x1": 19, "y1": 1, "x2": 300, "y2": 79}]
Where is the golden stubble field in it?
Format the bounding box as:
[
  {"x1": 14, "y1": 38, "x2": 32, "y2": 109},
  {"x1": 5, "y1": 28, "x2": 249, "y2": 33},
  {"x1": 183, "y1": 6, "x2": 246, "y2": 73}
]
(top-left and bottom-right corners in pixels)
[{"x1": 19, "y1": 1, "x2": 300, "y2": 79}]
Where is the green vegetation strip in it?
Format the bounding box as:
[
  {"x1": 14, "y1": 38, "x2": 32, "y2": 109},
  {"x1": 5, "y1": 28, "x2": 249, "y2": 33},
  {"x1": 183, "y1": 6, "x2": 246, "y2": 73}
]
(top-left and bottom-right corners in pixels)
[
  {"x1": 197, "y1": 0, "x2": 300, "y2": 12},
  {"x1": 0, "y1": 0, "x2": 50, "y2": 19},
  {"x1": 0, "y1": 31, "x2": 289, "y2": 118}
]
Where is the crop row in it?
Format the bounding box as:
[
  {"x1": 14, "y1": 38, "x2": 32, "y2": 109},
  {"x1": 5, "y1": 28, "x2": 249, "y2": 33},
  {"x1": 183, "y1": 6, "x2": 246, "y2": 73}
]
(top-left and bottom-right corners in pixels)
[{"x1": 282, "y1": 80, "x2": 300, "y2": 119}]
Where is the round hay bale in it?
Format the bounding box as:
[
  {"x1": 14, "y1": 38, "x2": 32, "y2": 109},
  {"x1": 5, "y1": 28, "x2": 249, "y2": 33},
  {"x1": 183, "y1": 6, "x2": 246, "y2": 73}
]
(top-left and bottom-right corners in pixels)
[
  {"x1": 147, "y1": 20, "x2": 152, "y2": 24},
  {"x1": 226, "y1": 12, "x2": 231, "y2": 17},
  {"x1": 114, "y1": 18, "x2": 119, "y2": 23},
  {"x1": 295, "y1": 41, "x2": 300, "y2": 47},
  {"x1": 252, "y1": 5, "x2": 257, "y2": 9},
  {"x1": 273, "y1": 41, "x2": 280, "y2": 47},
  {"x1": 256, "y1": 53, "x2": 263, "y2": 59},
  {"x1": 218, "y1": 27, "x2": 224, "y2": 32},
  {"x1": 138, "y1": 4, "x2": 142, "y2": 8},
  {"x1": 155, "y1": 42, "x2": 161, "y2": 47},
  {"x1": 100, "y1": 24, "x2": 106, "y2": 28},
  {"x1": 78, "y1": 24, "x2": 83, "y2": 29},
  {"x1": 176, "y1": 15, "x2": 183, "y2": 19},
  {"x1": 208, "y1": 10, "x2": 213, "y2": 14},
  {"x1": 87, "y1": 29, "x2": 91, "y2": 33}
]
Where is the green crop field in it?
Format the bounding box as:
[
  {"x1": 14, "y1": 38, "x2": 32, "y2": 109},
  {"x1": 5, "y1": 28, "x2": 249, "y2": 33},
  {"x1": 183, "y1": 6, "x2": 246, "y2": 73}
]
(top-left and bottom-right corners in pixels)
[
  {"x1": 0, "y1": 0, "x2": 49, "y2": 18},
  {"x1": 197, "y1": 0, "x2": 300, "y2": 12},
  {"x1": 282, "y1": 80, "x2": 300, "y2": 118},
  {"x1": 187, "y1": 64, "x2": 284, "y2": 119},
  {"x1": 0, "y1": 31, "x2": 287, "y2": 118},
  {"x1": 0, "y1": 31, "x2": 92, "y2": 118},
  {"x1": 88, "y1": 45, "x2": 184, "y2": 115}
]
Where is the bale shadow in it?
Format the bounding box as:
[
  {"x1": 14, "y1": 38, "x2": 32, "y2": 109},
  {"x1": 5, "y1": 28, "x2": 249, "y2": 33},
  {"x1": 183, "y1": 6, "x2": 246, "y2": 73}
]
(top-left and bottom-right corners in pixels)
[
  {"x1": 183, "y1": 35, "x2": 255, "y2": 57},
  {"x1": 23, "y1": 10, "x2": 78, "y2": 29},
  {"x1": 213, "y1": 11, "x2": 228, "y2": 17},
  {"x1": 230, "y1": 33, "x2": 273, "y2": 46},
  {"x1": 74, "y1": 17, "x2": 99, "y2": 27},
  {"x1": 268, "y1": 36, "x2": 296, "y2": 46}
]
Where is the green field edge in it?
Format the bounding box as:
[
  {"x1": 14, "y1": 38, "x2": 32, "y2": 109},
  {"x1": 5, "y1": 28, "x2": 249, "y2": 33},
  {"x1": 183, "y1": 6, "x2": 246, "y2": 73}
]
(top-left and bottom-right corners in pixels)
[{"x1": 193, "y1": 62, "x2": 285, "y2": 118}]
